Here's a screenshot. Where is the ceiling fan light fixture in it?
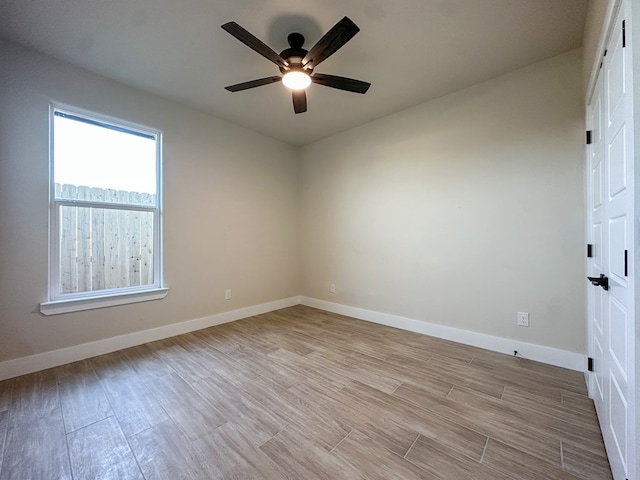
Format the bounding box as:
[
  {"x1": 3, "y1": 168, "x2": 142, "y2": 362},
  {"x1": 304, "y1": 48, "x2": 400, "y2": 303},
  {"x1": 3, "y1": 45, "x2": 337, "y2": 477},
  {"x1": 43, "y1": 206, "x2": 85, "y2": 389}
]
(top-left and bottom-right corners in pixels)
[{"x1": 282, "y1": 71, "x2": 311, "y2": 90}]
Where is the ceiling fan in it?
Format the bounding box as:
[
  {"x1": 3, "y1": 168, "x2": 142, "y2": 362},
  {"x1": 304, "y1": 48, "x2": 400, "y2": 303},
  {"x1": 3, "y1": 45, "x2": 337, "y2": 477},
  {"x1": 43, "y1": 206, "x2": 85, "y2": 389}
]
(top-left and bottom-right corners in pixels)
[{"x1": 221, "y1": 17, "x2": 371, "y2": 114}]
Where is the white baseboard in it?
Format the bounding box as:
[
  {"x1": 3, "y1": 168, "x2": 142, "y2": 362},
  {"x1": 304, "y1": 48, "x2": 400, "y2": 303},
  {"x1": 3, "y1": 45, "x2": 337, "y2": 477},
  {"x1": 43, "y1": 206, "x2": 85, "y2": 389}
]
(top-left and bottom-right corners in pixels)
[
  {"x1": 301, "y1": 297, "x2": 585, "y2": 372},
  {"x1": 0, "y1": 296, "x2": 301, "y2": 381},
  {"x1": 0, "y1": 295, "x2": 585, "y2": 381}
]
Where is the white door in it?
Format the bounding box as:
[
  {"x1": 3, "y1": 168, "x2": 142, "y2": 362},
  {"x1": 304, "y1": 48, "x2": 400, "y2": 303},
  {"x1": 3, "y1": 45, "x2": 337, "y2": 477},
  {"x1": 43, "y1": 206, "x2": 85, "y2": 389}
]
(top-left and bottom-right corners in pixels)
[{"x1": 587, "y1": 3, "x2": 636, "y2": 479}]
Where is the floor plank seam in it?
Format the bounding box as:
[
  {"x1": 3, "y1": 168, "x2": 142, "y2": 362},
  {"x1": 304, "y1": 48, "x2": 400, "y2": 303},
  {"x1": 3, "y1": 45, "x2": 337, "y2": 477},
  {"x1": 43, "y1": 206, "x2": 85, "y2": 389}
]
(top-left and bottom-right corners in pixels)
[
  {"x1": 0, "y1": 414, "x2": 7, "y2": 475},
  {"x1": 479, "y1": 436, "x2": 489, "y2": 463},
  {"x1": 403, "y1": 433, "x2": 420, "y2": 459},
  {"x1": 115, "y1": 413, "x2": 146, "y2": 480},
  {"x1": 62, "y1": 408, "x2": 74, "y2": 480},
  {"x1": 389, "y1": 382, "x2": 402, "y2": 396},
  {"x1": 64, "y1": 413, "x2": 118, "y2": 436},
  {"x1": 444, "y1": 384, "x2": 455, "y2": 398},
  {"x1": 329, "y1": 428, "x2": 353, "y2": 453}
]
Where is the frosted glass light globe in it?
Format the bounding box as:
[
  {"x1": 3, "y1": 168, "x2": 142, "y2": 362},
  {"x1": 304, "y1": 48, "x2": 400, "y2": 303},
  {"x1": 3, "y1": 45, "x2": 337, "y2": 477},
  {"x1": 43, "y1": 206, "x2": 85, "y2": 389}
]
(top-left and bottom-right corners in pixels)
[{"x1": 282, "y1": 71, "x2": 311, "y2": 90}]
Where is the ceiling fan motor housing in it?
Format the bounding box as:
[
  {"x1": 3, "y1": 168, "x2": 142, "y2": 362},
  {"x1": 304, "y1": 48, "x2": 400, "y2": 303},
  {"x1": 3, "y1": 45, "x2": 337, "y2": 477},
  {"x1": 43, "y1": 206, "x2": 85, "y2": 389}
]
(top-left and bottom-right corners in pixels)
[{"x1": 279, "y1": 33, "x2": 309, "y2": 73}]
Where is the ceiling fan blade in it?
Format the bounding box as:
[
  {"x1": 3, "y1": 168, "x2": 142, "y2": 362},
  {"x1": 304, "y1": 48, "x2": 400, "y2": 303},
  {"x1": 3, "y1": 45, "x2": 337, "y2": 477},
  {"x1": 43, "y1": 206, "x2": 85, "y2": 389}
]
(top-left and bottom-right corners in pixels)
[
  {"x1": 225, "y1": 76, "x2": 282, "y2": 92},
  {"x1": 302, "y1": 17, "x2": 360, "y2": 69},
  {"x1": 292, "y1": 90, "x2": 307, "y2": 114},
  {"x1": 311, "y1": 73, "x2": 370, "y2": 94},
  {"x1": 221, "y1": 22, "x2": 288, "y2": 69}
]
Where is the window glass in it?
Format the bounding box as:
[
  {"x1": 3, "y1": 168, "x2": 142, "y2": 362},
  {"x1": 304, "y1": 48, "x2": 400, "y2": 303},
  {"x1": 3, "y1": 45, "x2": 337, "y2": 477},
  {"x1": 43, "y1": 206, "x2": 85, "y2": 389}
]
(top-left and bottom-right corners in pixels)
[
  {"x1": 54, "y1": 112, "x2": 157, "y2": 205},
  {"x1": 50, "y1": 108, "x2": 161, "y2": 299}
]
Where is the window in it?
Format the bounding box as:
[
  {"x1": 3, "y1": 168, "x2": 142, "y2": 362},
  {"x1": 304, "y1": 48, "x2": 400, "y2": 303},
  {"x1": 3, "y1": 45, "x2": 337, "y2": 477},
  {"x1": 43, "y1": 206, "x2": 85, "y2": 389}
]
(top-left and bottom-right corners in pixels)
[{"x1": 41, "y1": 106, "x2": 166, "y2": 315}]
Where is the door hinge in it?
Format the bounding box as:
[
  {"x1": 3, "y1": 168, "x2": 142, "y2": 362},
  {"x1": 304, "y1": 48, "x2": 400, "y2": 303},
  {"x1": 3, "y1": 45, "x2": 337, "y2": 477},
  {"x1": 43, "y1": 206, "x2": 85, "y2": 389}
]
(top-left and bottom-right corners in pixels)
[
  {"x1": 588, "y1": 357, "x2": 594, "y2": 372},
  {"x1": 587, "y1": 244, "x2": 593, "y2": 258},
  {"x1": 586, "y1": 130, "x2": 593, "y2": 145},
  {"x1": 624, "y1": 249, "x2": 628, "y2": 277},
  {"x1": 622, "y1": 20, "x2": 626, "y2": 47}
]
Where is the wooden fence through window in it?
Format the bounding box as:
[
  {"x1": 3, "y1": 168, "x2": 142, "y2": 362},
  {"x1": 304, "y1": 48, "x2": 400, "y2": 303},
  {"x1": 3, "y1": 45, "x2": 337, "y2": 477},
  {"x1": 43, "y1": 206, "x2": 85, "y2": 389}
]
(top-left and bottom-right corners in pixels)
[{"x1": 56, "y1": 184, "x2": 156, "y2": 294}]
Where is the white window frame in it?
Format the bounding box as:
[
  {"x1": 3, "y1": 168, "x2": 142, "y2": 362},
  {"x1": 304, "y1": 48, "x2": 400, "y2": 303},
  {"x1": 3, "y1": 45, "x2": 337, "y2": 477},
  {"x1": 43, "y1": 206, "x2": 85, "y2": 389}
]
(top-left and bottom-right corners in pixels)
[{"x1": 40, "y1": 104, "x2": 167, "y2": 315}]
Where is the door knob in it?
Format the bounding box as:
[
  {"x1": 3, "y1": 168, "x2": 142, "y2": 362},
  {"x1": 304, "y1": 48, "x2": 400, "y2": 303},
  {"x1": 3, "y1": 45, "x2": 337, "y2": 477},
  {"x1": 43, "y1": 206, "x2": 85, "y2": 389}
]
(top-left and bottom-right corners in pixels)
[{"x1": 587, "y1": 274, "x2": 609, "y2": 291}]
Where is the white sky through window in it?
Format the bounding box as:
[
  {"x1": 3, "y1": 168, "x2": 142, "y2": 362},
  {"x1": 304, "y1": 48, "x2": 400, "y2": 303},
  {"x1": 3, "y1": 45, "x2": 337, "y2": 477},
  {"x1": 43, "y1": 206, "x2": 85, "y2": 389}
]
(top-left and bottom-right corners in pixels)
[{"x1": 54, "y1": 115, "x2": 157, "y2": 194}]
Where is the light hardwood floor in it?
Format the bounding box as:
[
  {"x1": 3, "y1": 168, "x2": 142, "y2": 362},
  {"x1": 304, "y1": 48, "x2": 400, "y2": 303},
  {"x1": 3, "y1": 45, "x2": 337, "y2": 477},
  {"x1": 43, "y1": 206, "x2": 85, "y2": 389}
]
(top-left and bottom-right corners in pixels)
[{"x1": 0, "y1": 305, "x2": 612, "y2": 479}]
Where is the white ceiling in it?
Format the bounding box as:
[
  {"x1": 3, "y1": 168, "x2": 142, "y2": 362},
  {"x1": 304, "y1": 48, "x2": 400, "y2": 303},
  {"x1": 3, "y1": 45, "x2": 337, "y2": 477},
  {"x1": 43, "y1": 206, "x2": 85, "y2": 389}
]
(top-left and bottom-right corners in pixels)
[{"x1": 0, "y1": 0, "x2": 587, "y2": 146}]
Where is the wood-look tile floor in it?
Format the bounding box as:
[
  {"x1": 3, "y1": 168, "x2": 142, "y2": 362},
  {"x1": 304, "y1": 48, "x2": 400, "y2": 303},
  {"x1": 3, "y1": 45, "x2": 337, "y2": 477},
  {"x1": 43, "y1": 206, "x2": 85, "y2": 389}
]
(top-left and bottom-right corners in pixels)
[{"x1": 0, "y1": 305, "x2": 612, "y2": 480}]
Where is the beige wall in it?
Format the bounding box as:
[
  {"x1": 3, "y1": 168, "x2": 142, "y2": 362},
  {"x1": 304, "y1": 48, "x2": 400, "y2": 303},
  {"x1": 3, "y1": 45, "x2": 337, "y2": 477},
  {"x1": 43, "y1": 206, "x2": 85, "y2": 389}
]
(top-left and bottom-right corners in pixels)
[
  {"x1": 0, "y1": 40, "x2": 300, "y2": 363},
  {"x1": 299, "y1": 50, "x2": 586, "y2": 353},
  {"x1": 0, "y1": 39, "x2": 587, "y2": 364}
]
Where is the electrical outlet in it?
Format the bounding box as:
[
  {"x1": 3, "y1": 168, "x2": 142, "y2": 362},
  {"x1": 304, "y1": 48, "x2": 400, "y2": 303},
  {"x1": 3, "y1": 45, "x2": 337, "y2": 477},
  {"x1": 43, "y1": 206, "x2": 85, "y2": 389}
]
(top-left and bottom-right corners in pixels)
[
  {"x1": 330, "y1": 283, "x2": 336, "y2": 294},
  {"x1": 225, "y1": 289, "x2": 232, "y2": 300},
  {"x1": 517, "y1": 312, "x2": 529, "y2": 327}
]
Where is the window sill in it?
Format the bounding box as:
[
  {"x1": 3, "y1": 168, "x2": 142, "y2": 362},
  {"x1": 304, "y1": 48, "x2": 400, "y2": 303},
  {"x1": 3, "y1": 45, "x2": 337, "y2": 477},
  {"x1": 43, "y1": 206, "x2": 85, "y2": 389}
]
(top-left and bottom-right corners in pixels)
[{"x1": 40, "y1": 288, "x2": 169, "y2": 316}]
